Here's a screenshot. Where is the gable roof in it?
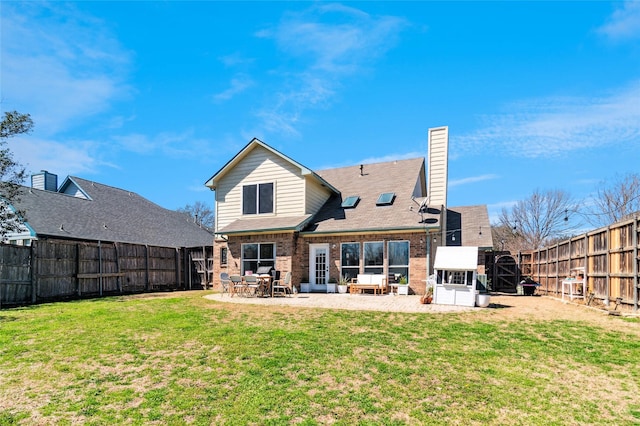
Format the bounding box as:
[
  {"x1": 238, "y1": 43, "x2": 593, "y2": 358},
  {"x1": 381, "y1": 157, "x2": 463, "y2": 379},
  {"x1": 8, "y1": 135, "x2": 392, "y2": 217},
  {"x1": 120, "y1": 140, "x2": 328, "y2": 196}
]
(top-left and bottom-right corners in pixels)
[
  {"x1": 11, "y1": 177, "x2": 212, "y2": 248},
  {"x1": 302, "y1": 158, "x2": 441, "y2": 235},
  {"x1": 204, "y1": 138, "x2": 340, "y2": 195}
]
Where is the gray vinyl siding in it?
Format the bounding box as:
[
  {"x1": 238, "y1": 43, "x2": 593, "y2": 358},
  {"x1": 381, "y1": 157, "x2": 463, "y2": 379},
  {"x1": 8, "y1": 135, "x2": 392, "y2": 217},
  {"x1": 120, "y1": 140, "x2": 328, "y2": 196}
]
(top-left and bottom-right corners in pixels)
[{"x1": 305, "y1": 178, "x2": 332, "y2": 214}]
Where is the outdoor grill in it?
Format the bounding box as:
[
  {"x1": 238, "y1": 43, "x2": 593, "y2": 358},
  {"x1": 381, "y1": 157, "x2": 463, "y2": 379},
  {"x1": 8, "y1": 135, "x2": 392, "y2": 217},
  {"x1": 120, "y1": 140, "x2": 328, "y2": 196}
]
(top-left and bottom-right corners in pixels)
[{"x1": 256, "y1": 266, "x2": 279, "y2": 281}]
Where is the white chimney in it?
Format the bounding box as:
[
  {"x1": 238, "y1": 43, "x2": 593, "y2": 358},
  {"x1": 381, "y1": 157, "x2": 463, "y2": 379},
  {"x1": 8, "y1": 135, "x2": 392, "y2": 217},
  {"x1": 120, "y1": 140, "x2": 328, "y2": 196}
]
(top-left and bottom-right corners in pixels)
[{"x1": 427, "y1": 126, "x2": 449, "y2": 208}]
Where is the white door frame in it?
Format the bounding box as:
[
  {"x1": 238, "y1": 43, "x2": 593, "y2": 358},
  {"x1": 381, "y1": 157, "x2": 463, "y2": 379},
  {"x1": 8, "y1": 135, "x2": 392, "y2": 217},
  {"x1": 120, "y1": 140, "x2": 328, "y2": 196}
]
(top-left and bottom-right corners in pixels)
[{"x1": 309, "y1": 243, "x2": 330, "y2": 290}]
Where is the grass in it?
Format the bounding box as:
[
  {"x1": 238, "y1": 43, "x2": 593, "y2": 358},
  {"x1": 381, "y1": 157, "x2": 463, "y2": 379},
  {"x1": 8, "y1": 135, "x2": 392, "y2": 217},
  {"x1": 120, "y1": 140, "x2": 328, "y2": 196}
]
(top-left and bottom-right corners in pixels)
[{"x1": 1, "y1": 292, "x2": 639, "y2": 425}]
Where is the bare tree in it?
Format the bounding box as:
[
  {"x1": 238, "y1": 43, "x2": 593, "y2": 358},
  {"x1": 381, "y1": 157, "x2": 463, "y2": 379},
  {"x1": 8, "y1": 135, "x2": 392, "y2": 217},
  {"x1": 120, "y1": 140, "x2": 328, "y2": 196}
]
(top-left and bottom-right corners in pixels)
[
  {"x1": 588, "y1": 173, "x2": 640, "y2": 227},
  {"x1": 1, "y1": 111, "x2": 32, "y2": 237},
  {"x1": 498, "y1": 189, "x2": 577, "y2": 251},
  {"x1": 491, "y1": 223, "x2": 523, "y2": 254},
  {"x1": 177, "y1": 201, "x2": 215, "y2": 232}
]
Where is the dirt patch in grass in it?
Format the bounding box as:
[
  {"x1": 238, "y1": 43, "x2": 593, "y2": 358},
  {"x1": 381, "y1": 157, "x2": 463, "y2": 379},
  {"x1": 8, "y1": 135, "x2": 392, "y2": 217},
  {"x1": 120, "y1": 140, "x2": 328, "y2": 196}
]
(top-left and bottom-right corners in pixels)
[{"x1": 478, "y1": 295, "x2": 640, "y2": 335}]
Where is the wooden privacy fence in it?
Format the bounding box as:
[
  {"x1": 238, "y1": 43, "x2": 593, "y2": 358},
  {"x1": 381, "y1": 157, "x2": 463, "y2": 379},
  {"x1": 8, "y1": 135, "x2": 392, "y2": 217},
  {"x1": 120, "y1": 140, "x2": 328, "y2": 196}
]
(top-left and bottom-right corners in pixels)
[
  {"x1": 519, "y1": 216, "x2": 639, "y2": 311},
  {"x1": 1, "y1": 239, "x2": 213, "y2": 308}
]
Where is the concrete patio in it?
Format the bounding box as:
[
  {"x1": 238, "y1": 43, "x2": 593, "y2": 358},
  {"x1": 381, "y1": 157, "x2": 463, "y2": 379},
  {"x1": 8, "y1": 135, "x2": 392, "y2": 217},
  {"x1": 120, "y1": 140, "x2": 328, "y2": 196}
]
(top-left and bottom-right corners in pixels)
[{"x1": 204, "y1": 292, "x2": 479, "y2": 313}]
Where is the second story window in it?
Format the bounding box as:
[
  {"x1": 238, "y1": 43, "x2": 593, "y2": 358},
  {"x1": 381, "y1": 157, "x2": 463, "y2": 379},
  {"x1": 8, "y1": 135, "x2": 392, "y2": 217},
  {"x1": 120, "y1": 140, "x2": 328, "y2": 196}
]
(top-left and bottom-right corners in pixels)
[{"x1": 243, "y1": 182, "x2": 274, "y2": 215}]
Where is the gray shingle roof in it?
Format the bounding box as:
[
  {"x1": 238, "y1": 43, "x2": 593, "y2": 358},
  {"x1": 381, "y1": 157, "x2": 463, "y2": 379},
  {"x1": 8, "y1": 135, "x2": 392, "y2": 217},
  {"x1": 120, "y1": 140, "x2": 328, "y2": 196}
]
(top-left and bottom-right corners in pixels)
[
  {"x1": 13, "y1": 177, "x2": 213, "y2": 248},
  {"x1": 304, "y1": 158, "x2": 441, "y2": 234},
  {"x1": 446, "y1": 205, "x2": 493, "y2": 249},
  {"x1": 217, "y1": 214, "x2": 313, "y2": 235}
]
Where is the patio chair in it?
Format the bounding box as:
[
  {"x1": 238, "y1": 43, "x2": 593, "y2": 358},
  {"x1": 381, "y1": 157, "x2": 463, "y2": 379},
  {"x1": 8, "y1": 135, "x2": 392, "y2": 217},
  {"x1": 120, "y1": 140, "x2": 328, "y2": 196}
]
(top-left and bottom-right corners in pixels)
[
  {"x1": 230, "y1": 275, "x2": 244, "y2": 297},
  {"x1": 272, "y1": 271, "x2": 294, "y2": 297},
  {"x1": 220, "y1": 272, "x2": 231, "y2": 296},
  {"x1": 243, "y1": 274, "x2": 260, "y2": 297}
]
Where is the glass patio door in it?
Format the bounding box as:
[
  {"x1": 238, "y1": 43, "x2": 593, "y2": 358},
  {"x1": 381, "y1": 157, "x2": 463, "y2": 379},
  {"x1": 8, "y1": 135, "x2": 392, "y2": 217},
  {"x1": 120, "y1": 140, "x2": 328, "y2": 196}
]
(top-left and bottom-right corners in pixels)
[{"x1": 310, "y1": 244, "x2": 329, "y2": 289}]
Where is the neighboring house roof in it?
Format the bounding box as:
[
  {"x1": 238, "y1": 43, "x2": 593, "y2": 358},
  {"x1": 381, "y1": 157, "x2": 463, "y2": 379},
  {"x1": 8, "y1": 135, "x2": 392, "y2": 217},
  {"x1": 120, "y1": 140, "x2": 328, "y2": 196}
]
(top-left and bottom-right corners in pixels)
[
  {"x1": 303, "y1": 158, "x2": 441, "y2": 235},
  {"x1": 446, "y1": 205, "x2": 493, "y2": 249},
  {"x1": 204, "y1": 138, "x2": 340, "y2": 195},
  {"x1": 10, "y1": 177, "x2": 212, "y2": 248}
]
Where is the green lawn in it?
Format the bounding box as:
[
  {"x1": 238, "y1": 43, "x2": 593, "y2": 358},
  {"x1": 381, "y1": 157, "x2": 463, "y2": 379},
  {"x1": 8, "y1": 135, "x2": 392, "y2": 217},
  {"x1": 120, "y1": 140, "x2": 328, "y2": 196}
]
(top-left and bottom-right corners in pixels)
[{"x1": 1, "y1": 292, "x2": 639, "y2": 425}]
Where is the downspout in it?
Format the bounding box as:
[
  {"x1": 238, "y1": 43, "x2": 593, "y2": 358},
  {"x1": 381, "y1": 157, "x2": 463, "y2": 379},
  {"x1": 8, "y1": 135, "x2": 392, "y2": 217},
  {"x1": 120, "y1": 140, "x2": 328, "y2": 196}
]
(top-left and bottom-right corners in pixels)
[{"x1": 426, "y1": 229, "x2": 431, "y2": 292}]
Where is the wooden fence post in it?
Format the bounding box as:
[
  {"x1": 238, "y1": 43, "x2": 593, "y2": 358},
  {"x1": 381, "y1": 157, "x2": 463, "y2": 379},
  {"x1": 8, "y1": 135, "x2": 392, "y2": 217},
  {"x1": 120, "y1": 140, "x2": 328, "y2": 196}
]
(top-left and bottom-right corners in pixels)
[
  {"x1": 606, "y1": 226, "x2": 610, "y2": 305},
  {"x1": 33, "y1": 241, "x2": 38, "y2": 303},
  {"x1": 584, "y1": 234, "x2": 588, "y2": 295},
  {"x1": 145, "y1": 245, "x2": 149, "y2": 291},
  {"x1": 634, "y1": 217, "x2": 638, "y2": 312},
  {"x1": 175, "y1": 248, "x2": 180, "y2": 290},
  {"x1": 115, "y1": 243, "x2": 122, "y2": 294},
  {"x1": 98, "y1": 241, "x2": 103, "y2": 297},
  {"x1": 76, "y1": 243, "x2": 81, "y2": 297}
]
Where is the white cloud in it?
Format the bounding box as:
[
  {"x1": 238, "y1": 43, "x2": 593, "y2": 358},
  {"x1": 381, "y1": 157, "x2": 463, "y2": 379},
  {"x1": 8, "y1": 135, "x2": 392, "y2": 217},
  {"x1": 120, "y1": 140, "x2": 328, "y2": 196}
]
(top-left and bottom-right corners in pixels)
[
  {"x1": 456, "y1": 80, "x2": 640, "y2": 158},
  {"x1": 112, "y1": 130, "x2": 217, "y2": 159},
  {"x1": 449, "y1": 174, "x2": 499, "y2": 187},
  {"x1": 0, "y1": 3, "x2": 132, "y2": 135},
  {"x1": 213, "y1": 75, "x2": 255, "y2": 102},
  {"x1": 219, "y1": 52, "x2": 255, "y2": 67},
  {"x1": 597, "y1": 1, "x2": 640, "y2": 41},
  {"x1": 253, "y1": 4, "x2": 408, "y2": 137},
  {"x1": 358, "y1": 151, "x2": 425, "y2": 166},
  {"x1": 8, "y1": 136, "x2": 106, "y2": 177}
]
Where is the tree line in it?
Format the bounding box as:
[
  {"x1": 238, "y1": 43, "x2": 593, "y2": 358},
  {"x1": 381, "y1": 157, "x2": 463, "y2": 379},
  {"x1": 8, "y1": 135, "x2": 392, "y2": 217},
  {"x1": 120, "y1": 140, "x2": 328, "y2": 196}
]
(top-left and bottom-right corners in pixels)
[{"x1": 494, "y1": 175, "x2": 640, "y2": 253}]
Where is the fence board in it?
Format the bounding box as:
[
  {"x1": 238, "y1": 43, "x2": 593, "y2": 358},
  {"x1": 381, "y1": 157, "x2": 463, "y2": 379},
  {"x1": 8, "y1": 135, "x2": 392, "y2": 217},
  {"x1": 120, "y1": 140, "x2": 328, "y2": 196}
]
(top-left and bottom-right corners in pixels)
[
  {"x1": 1, "y1": 239, "x2": 212, "y2": 308},
  {"x1": 520, "y1": 217, "x2": 639, "y2": 310}
]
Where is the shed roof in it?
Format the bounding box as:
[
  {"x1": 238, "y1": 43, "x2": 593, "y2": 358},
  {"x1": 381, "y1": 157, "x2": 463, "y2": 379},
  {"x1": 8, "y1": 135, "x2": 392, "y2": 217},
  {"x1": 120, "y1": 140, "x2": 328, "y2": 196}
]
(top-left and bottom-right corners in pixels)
[
  {"x1": 434, "y1": 246, "x2": 479, "y2": 270},
  {"x1": 216, "y1": 214, "x2": 313, "y2": 235}
]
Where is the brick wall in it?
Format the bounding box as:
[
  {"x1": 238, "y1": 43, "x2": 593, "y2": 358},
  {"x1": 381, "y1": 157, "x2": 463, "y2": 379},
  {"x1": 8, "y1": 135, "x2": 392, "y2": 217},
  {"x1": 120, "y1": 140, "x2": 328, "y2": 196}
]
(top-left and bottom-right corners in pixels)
[{"x1": 213, "y1": 231, "x2": 484, "y2": 296}]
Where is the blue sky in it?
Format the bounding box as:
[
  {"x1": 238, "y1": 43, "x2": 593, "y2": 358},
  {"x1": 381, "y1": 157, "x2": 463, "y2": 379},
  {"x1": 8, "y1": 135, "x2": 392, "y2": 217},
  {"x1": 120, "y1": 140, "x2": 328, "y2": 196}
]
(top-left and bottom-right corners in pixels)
[{"x1": 2, "y1": 1, "x2": 639, "y2": 224}]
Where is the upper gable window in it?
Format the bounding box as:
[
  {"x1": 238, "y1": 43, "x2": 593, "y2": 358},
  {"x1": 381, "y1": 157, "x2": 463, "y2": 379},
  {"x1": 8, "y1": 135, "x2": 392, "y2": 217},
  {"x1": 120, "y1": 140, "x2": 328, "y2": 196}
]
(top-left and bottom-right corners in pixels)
[
  {"x1": 376, "y1": 192, "x2": 395, "y2": 206},
  {"x1": 341, "y1": 196, "x2": 360, "y2": 209},
  {"x1": 243, "y1": 183, "x2": 274, "y2": 215}
]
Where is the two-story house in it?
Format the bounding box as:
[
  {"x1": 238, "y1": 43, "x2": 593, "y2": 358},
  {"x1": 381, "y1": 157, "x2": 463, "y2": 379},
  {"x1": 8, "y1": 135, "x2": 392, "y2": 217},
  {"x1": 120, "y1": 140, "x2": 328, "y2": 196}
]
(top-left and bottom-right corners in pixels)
[{"x1": 205, "y1": 127, "x2": 492, "y2": 294}]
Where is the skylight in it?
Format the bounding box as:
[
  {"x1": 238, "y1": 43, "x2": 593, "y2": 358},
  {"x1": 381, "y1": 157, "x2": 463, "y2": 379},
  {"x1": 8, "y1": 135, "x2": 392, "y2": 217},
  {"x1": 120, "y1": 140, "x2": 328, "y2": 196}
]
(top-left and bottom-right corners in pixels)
[
  {"x1": 376, "y1": 192, "x2": 395, "y2": 206},
  {"x1": 341, "y1": 195, "x2": 360, "y2": 208}
]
